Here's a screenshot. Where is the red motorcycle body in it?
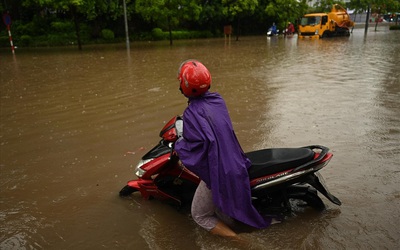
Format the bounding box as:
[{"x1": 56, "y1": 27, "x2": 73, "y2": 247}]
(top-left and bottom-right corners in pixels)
[{"x1": 120, "y1": 116, "x2": 341, "y2": 213}]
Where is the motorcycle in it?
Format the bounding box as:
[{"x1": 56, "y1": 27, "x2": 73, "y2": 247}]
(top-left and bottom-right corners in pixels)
[
  {"x1": 119, "y1": 116, "x2": 341, "y2": 216},
  {"x1": 267, "y1": 27, "x2": 279, "y2": 37}
]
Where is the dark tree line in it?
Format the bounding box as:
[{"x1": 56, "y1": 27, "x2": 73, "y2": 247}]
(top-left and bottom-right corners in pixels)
[{"x1": 1, "y1": 0, "x2": 399, "y2": 49}]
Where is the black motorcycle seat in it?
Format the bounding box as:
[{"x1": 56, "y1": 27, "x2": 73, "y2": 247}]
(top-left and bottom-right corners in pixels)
[{"x1": 246, "y1": 148, "x2": 314, "y2": 179}]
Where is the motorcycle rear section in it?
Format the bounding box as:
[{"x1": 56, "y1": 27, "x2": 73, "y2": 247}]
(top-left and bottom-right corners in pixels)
[
  {"x1": 248, "y1": 145, "x2": 341, "y2": 207},
  {"x1": 247, "y1": 145, "x2": 341, "y2": 214}
]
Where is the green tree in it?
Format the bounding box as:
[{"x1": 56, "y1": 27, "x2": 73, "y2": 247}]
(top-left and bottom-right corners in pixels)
[
  {"x1": 265, "y1": 0, "x2": 308, "y2": 32},
  {"x1": 371, "y1": 0, "x2": 400, "y2": 29},
  {"x1": 21, "y1": 0, "x2": 80, "y2": 49},
  {"x1": 135, "y1": 0, "x2": 202, "y2": 45},
  {"x1": 350, "y1": 0, "x2": 400, "y2": 30},
  {"x1": 221, "y1": 0, "x2": 258, "y2": 40},
  {"x1": 196, "y1": 0, "x2": 225, "y2": 34},
  {"x1": 21, "y1": 0, "x2": 125, "y2": 49}
]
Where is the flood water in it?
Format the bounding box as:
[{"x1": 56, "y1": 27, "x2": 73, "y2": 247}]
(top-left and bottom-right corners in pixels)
[{"x1": 1, "y1": 26, "x2": 399, "y2": 249}]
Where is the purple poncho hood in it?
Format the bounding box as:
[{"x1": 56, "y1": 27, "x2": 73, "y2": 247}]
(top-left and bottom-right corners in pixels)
[{"x1": 174, "y1": 92, "x2": 270, "y2": 228}]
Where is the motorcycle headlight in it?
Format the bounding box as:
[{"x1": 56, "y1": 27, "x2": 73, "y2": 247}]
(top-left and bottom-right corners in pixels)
[{"x1": 135, "y1": 158, "x2": 153, "y2": 177}]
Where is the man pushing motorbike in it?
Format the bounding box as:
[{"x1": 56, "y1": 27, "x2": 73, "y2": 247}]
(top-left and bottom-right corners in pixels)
[{"x1": 174, "y1": 59, "x2": 278, "y2": 238}]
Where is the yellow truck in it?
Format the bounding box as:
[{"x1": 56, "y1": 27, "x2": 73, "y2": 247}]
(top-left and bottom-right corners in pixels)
[{"x1": 298, "y1": 4, "x2": 354, "y2": 39}]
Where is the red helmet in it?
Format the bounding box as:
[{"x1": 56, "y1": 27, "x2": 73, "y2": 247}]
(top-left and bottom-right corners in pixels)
[{"x1": 177, "y1": 60, "x2": 211, "y2": 97}]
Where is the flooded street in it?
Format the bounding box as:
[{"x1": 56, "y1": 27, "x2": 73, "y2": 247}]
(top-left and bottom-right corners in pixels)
[{"x1": 1, "y1": 27, "x2": 399, "y2": 249}]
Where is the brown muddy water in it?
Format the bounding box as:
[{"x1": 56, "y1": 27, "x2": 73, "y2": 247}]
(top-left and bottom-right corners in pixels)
[{"x1": 1, "y1": 27, "x2": 399, "y2": 250}]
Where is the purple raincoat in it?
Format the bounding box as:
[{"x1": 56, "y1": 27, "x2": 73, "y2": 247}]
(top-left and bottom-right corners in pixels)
[{"x1": 175, "y1": 92, "x2": 270, "y2": 229}]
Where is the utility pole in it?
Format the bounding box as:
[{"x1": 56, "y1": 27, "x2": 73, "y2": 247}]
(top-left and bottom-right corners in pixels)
[
  {"x1": 123, "y1": 0, "x2": 130, "y2": 51},
  {"x1": 365, "y1": 3, "x2": 371, "y2": 34}
]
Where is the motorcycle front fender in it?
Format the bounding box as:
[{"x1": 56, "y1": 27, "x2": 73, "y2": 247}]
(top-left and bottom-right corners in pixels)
[
  {"x1": 127, "y1": 179, "x2": 142, "y2": 189},
  {"x1": 127, "y1": 179, "x2": 155, "y2": 200}
]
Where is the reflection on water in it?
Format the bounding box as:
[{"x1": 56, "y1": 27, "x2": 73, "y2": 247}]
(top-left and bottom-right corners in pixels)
[{"x1": 1, "y1": 28, "x2": 399, "y2": 249}]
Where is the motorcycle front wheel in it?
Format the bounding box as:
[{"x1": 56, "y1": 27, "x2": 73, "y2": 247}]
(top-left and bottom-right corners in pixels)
[{"x1": 119, "y1": 185, "x2": 138, "y2": 197}]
